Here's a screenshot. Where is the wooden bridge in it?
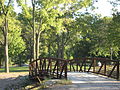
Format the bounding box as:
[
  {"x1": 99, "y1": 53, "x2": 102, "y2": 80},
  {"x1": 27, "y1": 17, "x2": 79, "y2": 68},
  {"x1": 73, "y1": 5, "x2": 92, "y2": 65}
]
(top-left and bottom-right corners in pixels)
[{"x1": 29, "y1": 57, "x2": 119, "y2": 81}]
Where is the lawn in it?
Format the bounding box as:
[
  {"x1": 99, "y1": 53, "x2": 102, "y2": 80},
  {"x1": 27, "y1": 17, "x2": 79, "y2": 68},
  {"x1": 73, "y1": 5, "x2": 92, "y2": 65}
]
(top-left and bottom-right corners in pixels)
[{"x1": 0, "y1": 66, "x2": 29, "y2": 72}]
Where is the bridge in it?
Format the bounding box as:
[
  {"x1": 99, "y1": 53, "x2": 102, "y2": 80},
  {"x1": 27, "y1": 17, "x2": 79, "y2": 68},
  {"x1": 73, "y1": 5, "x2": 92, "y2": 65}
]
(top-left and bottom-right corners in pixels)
[{"x1": 29, "y1": 57, "x2": 119, "y2": 81}]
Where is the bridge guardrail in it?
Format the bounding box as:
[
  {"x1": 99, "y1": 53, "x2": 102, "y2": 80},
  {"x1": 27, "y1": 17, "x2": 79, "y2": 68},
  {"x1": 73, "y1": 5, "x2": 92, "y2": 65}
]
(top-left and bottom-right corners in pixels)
[
  {"x1": 68, "y1": 58, "x2": 119, "y2": 80},
  {"x1": 29, "y1": 57, "x2": 119, "y2": 80},
  {"x1": 29, "y1": 58, "x2": 68, "y2": 80}
]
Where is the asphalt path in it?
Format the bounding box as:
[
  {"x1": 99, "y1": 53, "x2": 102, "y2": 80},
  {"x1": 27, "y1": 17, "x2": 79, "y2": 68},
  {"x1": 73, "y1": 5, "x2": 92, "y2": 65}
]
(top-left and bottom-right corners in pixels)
[{"x1": 47, "y1": 72, "x2": 120, "y2": 90}]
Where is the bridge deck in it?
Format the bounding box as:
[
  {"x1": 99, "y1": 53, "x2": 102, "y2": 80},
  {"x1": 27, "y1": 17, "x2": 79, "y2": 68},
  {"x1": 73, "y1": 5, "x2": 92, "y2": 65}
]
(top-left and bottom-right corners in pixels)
[{"x1": 48, "y1": 72, "x2": 120, "y2": 90}]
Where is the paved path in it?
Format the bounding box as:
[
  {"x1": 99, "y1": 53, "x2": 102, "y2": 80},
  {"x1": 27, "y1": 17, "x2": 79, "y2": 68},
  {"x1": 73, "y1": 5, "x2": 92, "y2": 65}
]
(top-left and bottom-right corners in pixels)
[{"x1": 47, "y1": 72, "x2": 120, "y2": 90}]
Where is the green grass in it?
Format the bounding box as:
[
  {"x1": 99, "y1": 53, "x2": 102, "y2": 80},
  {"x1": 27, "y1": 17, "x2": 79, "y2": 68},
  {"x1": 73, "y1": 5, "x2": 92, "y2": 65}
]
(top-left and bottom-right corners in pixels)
[
  {"x1": 56, "y1": 79, "x2": 72, "y2": 85},
  {"x1": 0, "y1": 66, "x2": 29, "y2": 72}
]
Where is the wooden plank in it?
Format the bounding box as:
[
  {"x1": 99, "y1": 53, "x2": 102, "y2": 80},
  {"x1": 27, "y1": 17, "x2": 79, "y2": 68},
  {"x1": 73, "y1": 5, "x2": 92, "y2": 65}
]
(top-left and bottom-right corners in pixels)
[
  {"x1": 47, "y1": 59, "x2": 51, "y2": 73},
  {"x1": 57, "y1": 61, "x2": 59, "y2": 78},
  {"x1": 87, "y1": 60, "x2": 94, "y2": 72},
  {"x1": 65, "y1": 61, "x2": 67, "y2": 79},
  {"x1": 93, "y1": 59, "x2": 96, "y2": 72},
  {"x1": 53, "y1": 60, "x2": 58, "y2": 73},
  {"x1": 108, "y1": 63, "x2": 117, "y2": 77},
  {"x1": 84, "y1": 58, "x2": 86, "y2": 72},
  {"x1": 72, "y1": 63, "x2": 75, "y2": 72},
  {"x1": 79, "y1": 59, "x2": 85, "y2": 72},
  {"x1": 59, "y1": 63, "x2": 66, "y2": 78},
  {"x1": 104, "y1": 61, "x2": 106, "y2": 75},
  {"x1": 97, "y1": 61, "x2": 104, "y2": 73},
  {"x1": 117, "y1": 61, "x2": 119, "y2": 80}
]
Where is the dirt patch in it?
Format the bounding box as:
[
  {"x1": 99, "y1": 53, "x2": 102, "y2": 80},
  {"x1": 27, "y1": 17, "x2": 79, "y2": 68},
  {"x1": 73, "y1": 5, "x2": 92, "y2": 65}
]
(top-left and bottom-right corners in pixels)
[{"x1": 0, "y1": 72, "x2": 28, "y2": 89}]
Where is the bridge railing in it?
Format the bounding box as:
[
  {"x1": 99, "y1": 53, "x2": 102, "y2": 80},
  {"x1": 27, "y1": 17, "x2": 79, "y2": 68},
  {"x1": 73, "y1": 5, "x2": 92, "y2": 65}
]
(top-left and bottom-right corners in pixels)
[
  {"x1": 29, "y1": 57, "x2": 119, "y2": 80},
  {"x1": 68, "y1": 58, "x2": 119, "y2": 80},
  {"x1": 29, "y1": 58, "x2": 68, "y2": 80}
]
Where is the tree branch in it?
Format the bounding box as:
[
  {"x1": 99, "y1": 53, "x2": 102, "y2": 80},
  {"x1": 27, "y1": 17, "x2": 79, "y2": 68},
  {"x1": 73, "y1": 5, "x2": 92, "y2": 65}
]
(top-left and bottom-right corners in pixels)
[
  {"x1": 32, "y1": 0, "x2": 35, "y2": 6},
  {"x1": 0, "y1": 0, "x2": 12, "y2": 15},
  {"x1": 0, "y1": 2, "x2": 5, "y2": 15},
  {"x1": 5, "y1": 0, "x2": 12, "y2": 15},
  {"x1": 0, "y1": 40, "x2": 3, "y2": 45},
  {"x1": 38, "y1": 19, "x2": 42, "y2": 36},
  {"x1": 26, "y1": 18, "x2": 33, "y2": 28},
  {"x1": 0, "y1": 26, "x2": 5, "y2": 36}
]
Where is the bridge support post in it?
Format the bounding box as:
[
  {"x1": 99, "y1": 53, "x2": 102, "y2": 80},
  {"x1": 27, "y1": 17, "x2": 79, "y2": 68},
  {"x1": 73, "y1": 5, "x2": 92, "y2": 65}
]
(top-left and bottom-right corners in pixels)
[
  {"x1": 57, "y1": 61, "x2": 59, "y2": 78},
  {"x1": 70, "y1": 62, "x2": 71, "y2": 72},
  {"x1": 65, "y1": 61, "x2": 68, "y2": 79},
  {"x1": 93, "y1": 59, "x2": 96, "y2": 73},
  {"x1": 84, "y1": 58, "x2": 86, "y2": 72},
  {"x1": 104, "y1": 61, "x2": 106, "y2": 75},
  {"x1": 117, "y1": 61, "x2": 119, "y2": 80}
]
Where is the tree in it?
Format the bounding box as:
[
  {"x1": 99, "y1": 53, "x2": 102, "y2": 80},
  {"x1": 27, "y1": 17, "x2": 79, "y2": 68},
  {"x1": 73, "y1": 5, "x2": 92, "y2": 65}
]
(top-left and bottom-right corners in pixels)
[
  {"x1": 31, "y1": 0, "x2": 36, "y2": 60},
  {"x1": 8, "y1": 17, "x2": 26, "y2": 66},
  {"x1": 108, "y1": 12, "x2": 120, "y2": 59},
  {"x1": 0, "y1": 0, "x2": 13, "y2": 73}
]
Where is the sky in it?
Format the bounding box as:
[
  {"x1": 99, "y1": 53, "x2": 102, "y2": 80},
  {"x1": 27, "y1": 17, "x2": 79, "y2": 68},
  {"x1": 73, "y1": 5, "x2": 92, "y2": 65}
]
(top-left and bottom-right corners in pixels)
[
  {"x1": 93, "y1": 0, "x2": 113, "y2": 16},
  {"x1": 91, "y1": 0, "x2": 120, "y2": 17},
  {"x1": 14, "y1": 0, "x2": 120, "y2": 17}
]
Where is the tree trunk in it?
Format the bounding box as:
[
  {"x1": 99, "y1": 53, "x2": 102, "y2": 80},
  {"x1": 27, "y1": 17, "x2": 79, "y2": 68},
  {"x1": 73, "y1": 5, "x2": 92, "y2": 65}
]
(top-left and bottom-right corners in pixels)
[
  {"x1": 61, "y1": 32, "x2": 65, "y2": 59},
  {"x1": 48, "y1": 44, "x2": 51, "y2": 57},
  {"x1": 30, "y1": 39, "x2": 32, "y2": 62},
  {"x1": 56, "y1": 35, "x2": 61, "y2": 58},
  {"x1": 4, "y1": 16, "x2": 9, "y2": 73},
  {"x1": 36, "y1": 33, "x2": 40, "y2": 59},
  {"x1": 32, "y1": 0, "x2": 36, "y2": 60}
]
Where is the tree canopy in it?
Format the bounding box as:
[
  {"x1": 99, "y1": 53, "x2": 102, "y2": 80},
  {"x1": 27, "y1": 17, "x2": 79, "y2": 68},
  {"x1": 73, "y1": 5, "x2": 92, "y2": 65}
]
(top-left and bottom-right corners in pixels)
[{"x1": 0, "y1": 0, "x2": 120, "y2": 72}]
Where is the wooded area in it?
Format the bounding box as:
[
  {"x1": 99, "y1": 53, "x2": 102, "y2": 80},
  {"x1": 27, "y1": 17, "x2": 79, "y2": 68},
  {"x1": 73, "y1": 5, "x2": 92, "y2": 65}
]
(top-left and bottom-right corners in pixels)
[{"x1": 0, "y1": 0, "x2": 120, "y2": 73}]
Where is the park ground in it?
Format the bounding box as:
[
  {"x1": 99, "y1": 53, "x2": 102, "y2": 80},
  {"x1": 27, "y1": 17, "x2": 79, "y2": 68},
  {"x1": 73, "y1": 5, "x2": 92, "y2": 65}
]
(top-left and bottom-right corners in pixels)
[
  {"x1": 1, "y1": 67, "x2": 120, "y2": 90},
  {"x1": 0, "y1": 66, "x2": 29, "y2": 89}
]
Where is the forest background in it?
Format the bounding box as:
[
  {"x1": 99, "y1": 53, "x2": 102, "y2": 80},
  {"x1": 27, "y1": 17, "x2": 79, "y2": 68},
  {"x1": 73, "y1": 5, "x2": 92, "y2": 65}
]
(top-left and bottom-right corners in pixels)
[{"x1": 0, "y1": 0, "x2": 120, "y2": 73}]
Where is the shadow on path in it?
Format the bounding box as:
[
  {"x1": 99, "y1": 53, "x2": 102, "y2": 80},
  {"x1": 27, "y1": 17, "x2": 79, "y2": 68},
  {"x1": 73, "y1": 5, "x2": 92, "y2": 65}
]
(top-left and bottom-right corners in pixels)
[{"x1": 46, "y1": 72, "x2": 120, "y2": 90}]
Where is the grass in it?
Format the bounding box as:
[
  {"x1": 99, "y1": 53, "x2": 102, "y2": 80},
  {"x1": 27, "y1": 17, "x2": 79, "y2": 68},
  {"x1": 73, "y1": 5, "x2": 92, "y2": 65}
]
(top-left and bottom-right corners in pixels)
[
  {"x1": 0, "y1": 66, "x2": 29, "y2": 72},
  {"x1": 56, "y1": 79, "x2": 72, "y2": 85},
  {"x1": 24, "y1": 79, "x2": 72, "y2": 89}
]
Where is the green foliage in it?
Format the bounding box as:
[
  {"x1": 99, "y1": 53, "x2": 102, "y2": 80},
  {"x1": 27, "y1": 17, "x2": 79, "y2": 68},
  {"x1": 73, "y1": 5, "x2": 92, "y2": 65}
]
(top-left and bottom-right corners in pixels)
[
  {"x1": 0, "y1": 66, "x2": 29, "y2": 72},
  {"x1": 8, "y1": 17, "x2": 26, "y2": 57},
  {"x1": 1, "y1": 0, "x2": 120, "y2": 68},
  {"x1": 0, "y1": 1, "x2": 26, "y2": 66}
]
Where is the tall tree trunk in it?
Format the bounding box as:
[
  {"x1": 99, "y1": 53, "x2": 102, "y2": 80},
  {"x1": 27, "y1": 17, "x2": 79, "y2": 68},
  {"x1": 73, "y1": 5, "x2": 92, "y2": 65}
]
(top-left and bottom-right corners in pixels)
[
  {"x1": 61, "y1": 32, "x2": 65, "y2": 59},
  {"x1": 4, "y1": 16, "x2": 9, "y2": 73},
  {"x1": 32, "y1": 0, "x2": 36, "y2": 60},
  {"x1": 36, "y1": 19, "x2": 42, "y2": 59},
  {"x1": 48, "y1": 44, "x2": 51, "y2": 57},
  {"x1": 56, "y1": 35, "x2": 61, "y2": 58},
  {"x1": 0, "y1": 0, "x2": 12, "y2": 73},
  {"x1": 36, "y1": 33, "x2": 40, "y2": 59},
  {"x1": 30, "y1": 39, "x2": 32, "y2": 62}
]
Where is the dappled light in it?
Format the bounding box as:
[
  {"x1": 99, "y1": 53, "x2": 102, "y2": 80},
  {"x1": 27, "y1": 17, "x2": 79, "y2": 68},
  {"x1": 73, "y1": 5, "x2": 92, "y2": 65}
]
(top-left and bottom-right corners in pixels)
[{"x1": 0, "y1": 0, "x2": 120, "y2": 89}]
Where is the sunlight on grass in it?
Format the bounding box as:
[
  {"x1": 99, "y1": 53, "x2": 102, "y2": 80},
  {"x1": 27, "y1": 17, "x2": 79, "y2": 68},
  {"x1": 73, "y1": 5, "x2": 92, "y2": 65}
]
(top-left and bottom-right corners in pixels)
[
  {"x1": 56, "y1": 79, "x2": 72, "y2": 85},
  {"x1": 0, "y1": 66, "x2": 29, "y2": 72}
]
